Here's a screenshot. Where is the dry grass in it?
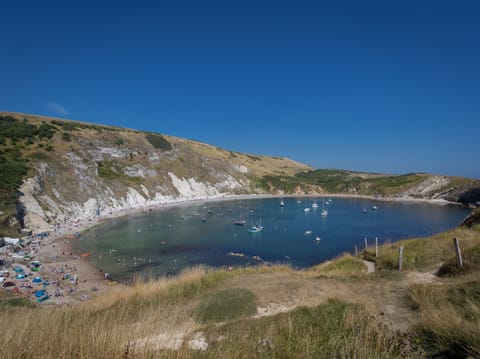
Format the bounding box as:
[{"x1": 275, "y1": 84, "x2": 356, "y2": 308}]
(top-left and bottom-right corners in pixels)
[{"x1": 408, "y1": 273, "x2": 480, "y2": 357}]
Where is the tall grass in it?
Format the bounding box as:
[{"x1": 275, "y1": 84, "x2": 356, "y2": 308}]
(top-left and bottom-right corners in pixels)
[
  {"x1": 408, "y1": 273, "x2": 480, "y2": 357},
  {"x1": 181, "y1": 300, "x2": 410, "y2": 358}
]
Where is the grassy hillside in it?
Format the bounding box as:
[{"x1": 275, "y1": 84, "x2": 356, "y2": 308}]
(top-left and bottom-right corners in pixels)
[
  {"x1": 259, "y1": 168, "x2": 480, "y2": 203},
  {"x1": 0, "y1": 112, "x2": 311, "y2": 236},
  {"x1": 0, "y1": 223, "x2": 479, "y2": 358}
]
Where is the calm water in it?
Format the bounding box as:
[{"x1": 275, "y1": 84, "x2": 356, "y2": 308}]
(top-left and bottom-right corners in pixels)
[{"x1": 75, "y1": 198, "x2": 469, "y2": 281}]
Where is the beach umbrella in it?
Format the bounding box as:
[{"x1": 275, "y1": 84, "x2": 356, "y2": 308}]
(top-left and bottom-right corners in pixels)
[
  {"x1": 14, "y1": 267, "x2": 24, "y2": 273},
  {"x1": 32, "y1": 277, "x2": 42, "y2": 283},
  {"x1": 16, "y1": 274, "x2": 25, "y2": 279},
  {"x1": 31, "y1": 267, "x2": 40, "y2": 272}
]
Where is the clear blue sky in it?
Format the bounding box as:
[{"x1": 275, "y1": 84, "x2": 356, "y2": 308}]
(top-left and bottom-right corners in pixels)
[{"x1": 1, "y1": 1, "x2": 479, "y2": 178}]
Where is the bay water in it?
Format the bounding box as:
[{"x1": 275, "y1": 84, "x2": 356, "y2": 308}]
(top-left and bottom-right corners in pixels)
[{"x1": 74, "y1": 197, "x2": 469, "y2": 281}]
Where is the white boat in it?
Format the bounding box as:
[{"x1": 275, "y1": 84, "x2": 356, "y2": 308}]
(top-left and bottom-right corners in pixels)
[
  {"x1": 248, "y1": 219, "x2": 263, "y2": 233},
  {"x1": 321, "y1": 198, "x2": 328, "y2": 217},
  {"x1": 311, "y1": 201, "x2": 319, "y2": 208},
  {"x1": 372, "y1": 205, "x2": 378, "y2": 211},
  {"x1": 280, "y1": 199, "x2": 285, "y2": 207},
  {"x1": 304, "y1": 208, "x2": 311, "y2": 212},
  {"x1": 304, "y1": 230, "x2": 312, "y2": 235},
  {"x1": 315, "y1": 236, "x2": 321, "y2": 242}
]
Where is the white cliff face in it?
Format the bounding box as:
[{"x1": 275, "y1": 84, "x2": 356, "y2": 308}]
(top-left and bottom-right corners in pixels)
[
  {"x1": 18, "y1": 167, "x2": 248, "y2": 231},
  {"x1": 399, "y1": 176, "x2": 451, "y2": 199},
  {"x1": 234, "y1": 164, "x2": 248, "y2": 174},
  {"x1": 168, "y1": 173, "x2": 220, "y2": 199},
  {"x1": 123, "y1": 165, "x2": 157, "y2": 178},
  {"x1": 18, "y1": 177, "x2": 49, "y2": 231}
]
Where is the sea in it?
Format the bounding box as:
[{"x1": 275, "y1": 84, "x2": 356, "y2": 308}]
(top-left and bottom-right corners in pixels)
[{"x1": 74, "y1": 197, "x2": 470, "y2": 281}]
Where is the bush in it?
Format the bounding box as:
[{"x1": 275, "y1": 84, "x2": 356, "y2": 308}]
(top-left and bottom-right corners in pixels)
[
  {"x1": 145, "y1": 133, "x2": 172, "y2": 151},
  {"x1": 62, "y1": 132, "x2": 71, "y2": 141}
]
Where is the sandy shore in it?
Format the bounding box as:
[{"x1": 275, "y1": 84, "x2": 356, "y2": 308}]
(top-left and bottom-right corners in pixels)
[{"x1": 1, "y1": 193, "x2": 462, "y2": 305}]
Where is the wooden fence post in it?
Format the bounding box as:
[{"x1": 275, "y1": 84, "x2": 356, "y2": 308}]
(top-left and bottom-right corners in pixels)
[
  {"x1": 364, "y1": 237, "x2": 368, "y2": 252},
  {"x1": 375, "y1": 237, "x2": 378, "y2": 258},
  {"x1": 398, "y1": 245, "x2": 404, "y2": 272},
  {"x1": 354, "y1": 245, "x2": 358, "y2": 257},
  {"x1": 453, "y1": 237, "x2": 463, "y2": 269}
]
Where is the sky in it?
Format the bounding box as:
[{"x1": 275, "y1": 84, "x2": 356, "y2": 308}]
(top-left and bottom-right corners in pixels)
[{"x1": 1, "y1": 1, "x2": 479, "y2": 178}]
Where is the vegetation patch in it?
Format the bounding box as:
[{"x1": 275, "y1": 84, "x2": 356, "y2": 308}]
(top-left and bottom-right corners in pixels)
[
  {"x1": 97, "y1": 160, "x2": 120, "y2": 180},
  {"x1": 295, "y1": 169, "x2": 426, "y2": 195},
  {"x1": 258, "y1": 174, "x2": 303, "y2": 193},
  {"x1": 97, "y1": 160, "x2": 141, "y2": 183},
  {"x1": 0, "y1": 297, "x2": 36, "y2": 309},
  {"x1": 194, "y1": 288, "x2": 257, "y2": 323},
  {"x1": 313, "y1": 255, "x2": 367, "y2": 278},
  {"x1": 145, "y1": 133, "x2": 172, "y2": 151},
  {"x1": 247, "y1": 154, "x2": 261, "y2": 162}
]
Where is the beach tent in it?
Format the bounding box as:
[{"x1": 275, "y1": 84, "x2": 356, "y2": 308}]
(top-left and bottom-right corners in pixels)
[
  {"x1": 35, "y1": 289, "x2": 46, "y2": 298},
  {"x1": 32, "y1": 277, "x2": 42, "y2": 283},
  {"x1": 37, "y1": 294, "x2": 49, "y2": 302},
  {"x1": 4, "y1": 237, "x2": 20, "y2": 245},
  {"x1": 2, "y1": 281, "x2": 15, "y2": 288}
]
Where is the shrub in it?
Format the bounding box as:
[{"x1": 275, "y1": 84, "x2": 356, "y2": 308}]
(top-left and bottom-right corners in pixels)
[
  {"x1": 145, "y1": 133, "x2": 172, "y2": 151},
  {"x1": 62, "y1": 132, "x2": 71, "y2": 141}
]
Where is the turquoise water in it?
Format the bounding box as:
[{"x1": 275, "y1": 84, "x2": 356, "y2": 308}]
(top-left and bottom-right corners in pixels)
[{"x1": 74, "y1": 197, "x2": 469, "y2": 281}]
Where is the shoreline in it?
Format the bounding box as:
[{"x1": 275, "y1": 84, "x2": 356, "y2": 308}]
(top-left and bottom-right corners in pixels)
[{"x1": 12, "y1": 193, "x2": 465, "y2": 305}]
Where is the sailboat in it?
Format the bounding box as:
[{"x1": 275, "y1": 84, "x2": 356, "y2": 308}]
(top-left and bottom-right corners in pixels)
[
  {"x1": 311, "y1": 200, "x2": 319, "y2": 209},
  {"x1": 321, "y1": 198, "x2": 328, "y2": 217},
  {"x1": 280, "y1": 199, "x2": 285, "y2": 207}
]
